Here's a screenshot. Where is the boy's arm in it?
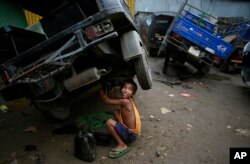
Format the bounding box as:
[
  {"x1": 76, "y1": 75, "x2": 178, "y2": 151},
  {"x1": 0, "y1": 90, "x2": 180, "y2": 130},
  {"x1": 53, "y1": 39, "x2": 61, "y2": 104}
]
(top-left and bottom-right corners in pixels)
[
  {"x1": 109, "y1": 87, "x2": 116, "y2": 98},
  {"x1": 99, "y1": 90, "x2": 128, "y2": 106}
]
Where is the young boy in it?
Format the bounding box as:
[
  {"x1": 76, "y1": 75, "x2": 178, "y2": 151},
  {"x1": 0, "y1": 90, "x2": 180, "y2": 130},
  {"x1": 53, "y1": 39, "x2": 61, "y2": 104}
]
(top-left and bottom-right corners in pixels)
[{"x1": 99, "y1": 79, "x2": 141, "y2": 158}]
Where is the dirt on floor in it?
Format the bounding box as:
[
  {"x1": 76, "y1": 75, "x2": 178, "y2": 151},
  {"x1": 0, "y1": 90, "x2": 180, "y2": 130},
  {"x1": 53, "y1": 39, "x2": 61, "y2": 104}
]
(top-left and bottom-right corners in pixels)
[{"x1": 0, "y1": 57, "x2": 250, "y2": 164}]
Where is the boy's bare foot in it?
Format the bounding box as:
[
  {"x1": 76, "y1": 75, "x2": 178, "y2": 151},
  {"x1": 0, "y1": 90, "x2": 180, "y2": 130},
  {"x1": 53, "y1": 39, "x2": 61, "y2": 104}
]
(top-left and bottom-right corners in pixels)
[
  {"x1": 114, "y1": 144, "x2": 127, "y2": 151},
  {"x1": 109, "y1": 144, "x2": 129, "y2": 159}
]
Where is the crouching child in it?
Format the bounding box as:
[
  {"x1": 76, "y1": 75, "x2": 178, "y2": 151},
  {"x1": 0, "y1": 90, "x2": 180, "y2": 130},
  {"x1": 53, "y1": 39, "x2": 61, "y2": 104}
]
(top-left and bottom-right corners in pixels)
[{"x1": 99, "y1": 79, "x2": 141, "y2": 158}]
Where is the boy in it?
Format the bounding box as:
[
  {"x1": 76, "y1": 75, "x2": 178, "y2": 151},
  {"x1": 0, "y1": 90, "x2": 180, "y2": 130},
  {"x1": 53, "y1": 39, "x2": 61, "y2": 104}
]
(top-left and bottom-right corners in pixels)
[{"x1": 99, "y1": 79, "x2": 141, "y2": 158}]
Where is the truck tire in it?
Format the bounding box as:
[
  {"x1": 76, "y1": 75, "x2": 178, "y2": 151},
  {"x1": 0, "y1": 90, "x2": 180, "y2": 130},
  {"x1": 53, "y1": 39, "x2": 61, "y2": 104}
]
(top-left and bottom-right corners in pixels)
[
  {"x1": 35, "y1": 102, "x2": 70, "y2": 120},
  {"x1": 134, "y1": 55, "x2": 152, "y2": 90},
  {"x1": 48, "y1": 105, "x2": 70, "y2": 120}
]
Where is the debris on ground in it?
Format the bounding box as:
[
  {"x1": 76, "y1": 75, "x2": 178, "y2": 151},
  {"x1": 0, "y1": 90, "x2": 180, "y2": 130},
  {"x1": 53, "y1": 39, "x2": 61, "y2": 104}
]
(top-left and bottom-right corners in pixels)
[
  {"x1": 32, "y1": 153, "x2": 45, "y2": 164},
  {"x1": 101, "y1": 156, "x2": 107, "y2": 160},
  {"x1": 184, "y1": 107, "x2": 193, "y2": 112},
  {"x1": 235, "y1": 129, "x2": 250, "y2": 137},
  {"x1": 156, "y1": 147, "x2": 161, "y2": 157},
  {"x1": 156, "y1": 146, "x2": 167, "y2": 157},
  {"x1": 168, "y1": 94, "x2": 175, "y2": 97},
  {"x1": 160, "y1": 107, "x2": 172, "y2": 114},
  {"x1": 149, "y1": 115, "x2": 155, "y2": 121},
  {"x1": 226, "y1": 125, "x2": 232, "y2": 129},
  {"x1": 0, "y1": 105, "x2": 8, "y2": 113},
  {"x1": 180, "y1": 93, "x2": 192, "y2": 97},
  {"x1": 147, "y1": 136, "x2": 153, "y2": 140},
  {"x1": 187, "y1": 124, "x2": 193, "y2": 131},
  {"x1": 24, "y1": 126, "x2": 37, "y2": 133}
]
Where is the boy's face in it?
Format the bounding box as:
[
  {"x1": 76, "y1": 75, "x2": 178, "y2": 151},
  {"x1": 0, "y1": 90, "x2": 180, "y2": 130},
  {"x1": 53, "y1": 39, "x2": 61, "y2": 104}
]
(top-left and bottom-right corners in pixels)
[{"x1": 121, "y1": 83, "x2": 134, "y2": 99}]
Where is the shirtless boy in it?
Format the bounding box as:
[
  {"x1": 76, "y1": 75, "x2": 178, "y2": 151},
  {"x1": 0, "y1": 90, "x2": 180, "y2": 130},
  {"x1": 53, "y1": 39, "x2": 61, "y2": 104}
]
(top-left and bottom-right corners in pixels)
[{"x1": 99, "y1": 79, "x2": 141, "y2": 158}]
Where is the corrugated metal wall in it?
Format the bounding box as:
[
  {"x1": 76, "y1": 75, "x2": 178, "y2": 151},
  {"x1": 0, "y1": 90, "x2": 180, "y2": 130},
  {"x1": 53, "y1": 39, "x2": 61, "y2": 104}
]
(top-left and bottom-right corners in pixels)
[{"x1": 135, "y1": 0, "x2": 250, "y2": 19}]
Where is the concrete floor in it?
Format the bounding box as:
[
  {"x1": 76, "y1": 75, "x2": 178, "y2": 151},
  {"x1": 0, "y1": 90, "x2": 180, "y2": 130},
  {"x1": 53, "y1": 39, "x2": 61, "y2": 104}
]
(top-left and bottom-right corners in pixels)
[{"x1": 0, "y1": 57, "x2": 249, "y2": 164}]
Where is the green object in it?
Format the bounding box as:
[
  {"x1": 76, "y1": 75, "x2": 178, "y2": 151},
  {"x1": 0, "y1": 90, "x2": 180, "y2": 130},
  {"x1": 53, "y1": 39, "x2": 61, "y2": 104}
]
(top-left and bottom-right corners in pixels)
[
  {"x1": 0, "y1": 105, "x2": 8, "y2": 112},
  {"x1": 78, "y1": 112, "x2": 114, "y2": 132},
  {"x1": 0, "y1": 0, "x2": 27, "y2": 28},
  {"x1": 108, "y1": 148, "x2": 130, "y2": 159},
  {"x1": 198, "y1": 12, "x2": 206, "y2": 28}
]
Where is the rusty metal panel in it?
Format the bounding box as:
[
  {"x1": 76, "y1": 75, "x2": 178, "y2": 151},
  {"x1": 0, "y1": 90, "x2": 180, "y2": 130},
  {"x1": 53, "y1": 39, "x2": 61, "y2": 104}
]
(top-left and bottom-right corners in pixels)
[{"x1": 24, "y1": 9, "x2": 42, "y2": 26}]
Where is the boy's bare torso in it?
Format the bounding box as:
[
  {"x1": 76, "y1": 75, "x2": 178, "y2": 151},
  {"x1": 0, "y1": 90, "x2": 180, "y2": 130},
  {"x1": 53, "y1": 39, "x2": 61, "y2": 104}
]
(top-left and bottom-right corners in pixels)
[{"x1": 119, "y1": 100, "x2": 136, "y2": 129}]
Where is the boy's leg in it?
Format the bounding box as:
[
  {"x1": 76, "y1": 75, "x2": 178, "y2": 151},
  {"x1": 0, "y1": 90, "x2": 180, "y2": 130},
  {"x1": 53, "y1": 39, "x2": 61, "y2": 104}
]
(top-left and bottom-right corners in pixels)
[{"x1": 106, "y1": 119, "x2": 127, "y2": 150}]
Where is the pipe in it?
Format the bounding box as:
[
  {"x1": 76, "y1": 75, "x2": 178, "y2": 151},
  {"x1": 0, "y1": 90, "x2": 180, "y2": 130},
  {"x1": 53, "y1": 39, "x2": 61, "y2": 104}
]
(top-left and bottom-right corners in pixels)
[{"x1": 64, "y1": 67, "x2": 106, "y2": 91}]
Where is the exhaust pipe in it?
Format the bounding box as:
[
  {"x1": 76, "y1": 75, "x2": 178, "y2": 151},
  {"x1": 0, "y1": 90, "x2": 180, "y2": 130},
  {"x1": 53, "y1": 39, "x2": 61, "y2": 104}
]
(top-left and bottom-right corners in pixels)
[{"x1": 64, "y1": 67, "x2": 106, "y2": 91}]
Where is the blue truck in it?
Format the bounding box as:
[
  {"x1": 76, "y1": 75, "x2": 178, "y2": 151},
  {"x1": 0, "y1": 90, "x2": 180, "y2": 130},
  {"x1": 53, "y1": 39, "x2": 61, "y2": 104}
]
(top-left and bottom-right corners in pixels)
[{"x1": 159, "y1": 1, "x2": 250, "y2": 76}]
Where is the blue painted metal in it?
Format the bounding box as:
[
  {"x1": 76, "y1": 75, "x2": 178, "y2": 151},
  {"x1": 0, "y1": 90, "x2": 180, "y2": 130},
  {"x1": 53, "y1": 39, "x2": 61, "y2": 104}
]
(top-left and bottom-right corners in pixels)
[
  {"x1": 172, "y1": 17, "x2": 233, "y2": 60},
  {"x1": 184, "y1": 12, "x2": 214, "y2": 33}
]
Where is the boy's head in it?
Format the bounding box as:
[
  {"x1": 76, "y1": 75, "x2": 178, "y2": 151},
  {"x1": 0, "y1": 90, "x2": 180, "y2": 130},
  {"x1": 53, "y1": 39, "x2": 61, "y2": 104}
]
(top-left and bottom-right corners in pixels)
[{"x1": 120, "y1": 79, "x2": 137, "y2": 98}]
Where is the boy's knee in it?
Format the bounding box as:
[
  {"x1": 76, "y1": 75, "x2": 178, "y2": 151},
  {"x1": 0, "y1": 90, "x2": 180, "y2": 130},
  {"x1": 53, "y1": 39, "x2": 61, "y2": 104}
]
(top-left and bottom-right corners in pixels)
[
  {"x1": 106, "y1": 118, "x2": 115, "y2": 127},
  {"x1": 106, "y1": 119, "x2": 112, "y2": 126}
]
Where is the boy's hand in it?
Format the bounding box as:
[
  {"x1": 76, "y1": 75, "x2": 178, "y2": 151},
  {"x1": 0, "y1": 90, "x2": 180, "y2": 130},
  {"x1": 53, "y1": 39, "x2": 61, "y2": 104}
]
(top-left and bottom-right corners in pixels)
[
  {"x1": 109, "y1": 87, "x2": 116, "y2": 98},
  {"x1": 100, "y1": 89, "x2": 108, "y2": 99},
  {"x1": 99, "y1": 88, "x2": 127, "y2": 106},
  {"x1": 99, "y1": 89, "x2": 105, "y2": 97},
  {"x1": 99, "y1": 89, "x2": 111, "y2": 104},
  {"x1": 101, "y1": 81, "x2": 111, "y2": 95}
]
